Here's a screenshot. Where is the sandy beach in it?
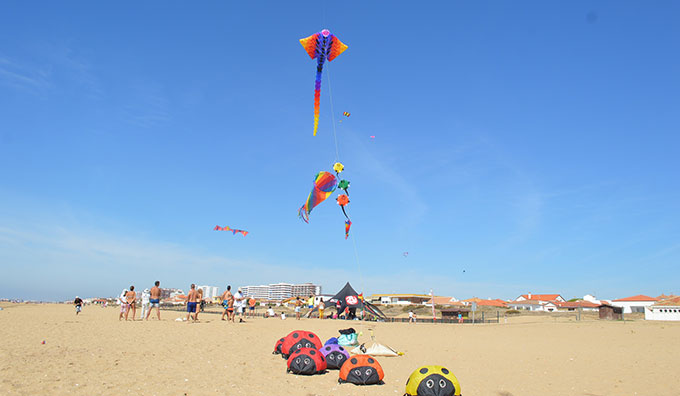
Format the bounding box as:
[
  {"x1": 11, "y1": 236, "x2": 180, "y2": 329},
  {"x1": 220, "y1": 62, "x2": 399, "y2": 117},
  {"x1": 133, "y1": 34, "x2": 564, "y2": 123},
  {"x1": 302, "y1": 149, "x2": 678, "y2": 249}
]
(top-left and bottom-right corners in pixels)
[{"x1": 1, "y1": 303, "x2": 679, "y2": 396}]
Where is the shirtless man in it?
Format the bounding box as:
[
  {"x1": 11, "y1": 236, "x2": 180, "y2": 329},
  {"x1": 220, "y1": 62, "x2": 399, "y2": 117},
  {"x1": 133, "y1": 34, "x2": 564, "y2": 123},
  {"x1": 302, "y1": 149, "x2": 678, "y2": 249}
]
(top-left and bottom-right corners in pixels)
[
  {"x1": 124, "y1": 285, "x2": 136, "y2": 321},
  {"x1": 220, "y1": 285, "x2": 235, "y2": 322},
  {"x1": 220, "y1": 285, "x2": 232, "y2": 321},
  {"x1": 146, "y1": 280, "x2": 162, "y2": 321},
  {"x1": 186, "y1": 284, "x2": 198, "y2": 322}
]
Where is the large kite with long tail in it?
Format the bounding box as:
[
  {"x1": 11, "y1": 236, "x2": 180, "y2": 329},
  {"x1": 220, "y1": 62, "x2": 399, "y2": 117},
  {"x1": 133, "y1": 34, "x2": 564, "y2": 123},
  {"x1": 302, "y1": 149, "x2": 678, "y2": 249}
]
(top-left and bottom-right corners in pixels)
[{"x1": 299, "y1": 29, "x2": 348, "y2": 136}]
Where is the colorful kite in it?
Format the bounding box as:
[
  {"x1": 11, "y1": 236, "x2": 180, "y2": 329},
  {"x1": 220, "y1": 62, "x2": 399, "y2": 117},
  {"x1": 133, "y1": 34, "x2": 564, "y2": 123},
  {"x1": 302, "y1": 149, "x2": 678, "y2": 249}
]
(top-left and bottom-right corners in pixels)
[
  {"x1": 299, "y1": 29, "x2": 348, "y2": 136},
  {"x1": 344, "y1": 220, "x2": 352, "y2": 239},
  {"x1": 343, "y1": 112, "x2": 350, "y2": 117},
  {"x1": 298, "y1": 171, "x2": 338, "y2": 223},
  {"x1": 214, "y1": 225, "x2": 249, "y2": 236}
]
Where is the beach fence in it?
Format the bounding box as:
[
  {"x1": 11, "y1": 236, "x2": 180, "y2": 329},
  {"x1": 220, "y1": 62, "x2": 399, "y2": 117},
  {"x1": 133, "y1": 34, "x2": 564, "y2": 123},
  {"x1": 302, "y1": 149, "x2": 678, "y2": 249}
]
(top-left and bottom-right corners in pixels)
[{"x1": 386, "y1": 311, "x2": 501, "y2": 324}]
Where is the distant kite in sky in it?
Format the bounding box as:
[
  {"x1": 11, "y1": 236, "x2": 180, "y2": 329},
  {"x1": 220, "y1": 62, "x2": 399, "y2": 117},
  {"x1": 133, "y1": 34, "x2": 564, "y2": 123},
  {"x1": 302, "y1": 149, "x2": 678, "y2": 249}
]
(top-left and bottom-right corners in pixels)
[
  {"x1": 214, "y1": 225, "x2": 249, "y2": 236},
  {"x1": 370, "y1": 136, "x2": 375, "y2": 139},
  {"x1": 298, "y1": 171, "x2": 338, "y2": 223},
  {"x1": 299, "y1": 29, "x2": 348, "y2": 136},
  {"x1": 343, "y1": 112, "x2": 350, "y2": 117},
  {"x1": 403, "y1": 252, "x2": 409, "y2": 258}
]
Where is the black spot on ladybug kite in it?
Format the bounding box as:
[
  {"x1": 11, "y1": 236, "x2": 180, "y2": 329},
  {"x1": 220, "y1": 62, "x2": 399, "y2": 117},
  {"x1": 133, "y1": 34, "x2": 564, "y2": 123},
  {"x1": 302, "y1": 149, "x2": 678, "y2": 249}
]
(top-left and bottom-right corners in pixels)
[
  {"x1": 286, "y1": 347, "x2": 327, "y2": 375},
  {"x1": 320, "y1": 344, "x2": 350, "y2": 370},
  {"x1": 273, "y1": 337, "x2": 285, "y2": 355},
  {"x1": 338, "y1": 354, "x2": 384, "y2": 385},
  {"x1": 280, "y1": 330, "x2": 322, "y2": 359}
]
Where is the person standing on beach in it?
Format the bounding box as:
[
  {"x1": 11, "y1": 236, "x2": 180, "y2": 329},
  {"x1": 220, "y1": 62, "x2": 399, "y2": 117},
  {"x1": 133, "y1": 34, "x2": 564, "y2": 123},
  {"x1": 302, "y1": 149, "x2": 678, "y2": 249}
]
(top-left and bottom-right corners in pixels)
[
  {"x1": 248, "y1": 296, "x2": 256, "y2": 318},
  {"x1": 318, "y1": 298, "x2": 325, "y2": 320},
  {"x1": 74, "y1": 296, "x2": 83, "y2": 315},
  {"x1": 146, "y1": 281, "x2": 162, "y2": 321},
  {"x1": 140, "y1": 288, "x2": 150, "y2": 320},
  {"x1": 336, "y1": 299, "x2": 343, "y2": 319},
  {"x1": 233, "y1": 288, "x2": 244, "y2": 323},
  {"x1": 295, "y1": 297, "x2": 303, "y2": 320},
  {"x1": 118, "y1": 289, "x2": 128, "y2": 321},
  {"x1": 220, "y1": 285, "x2": 233, "y2": 321},
  {"x1": 194, "y1": 288, "x2": 204, "y2": 321},
  {"x1": 125, "y1": 286, "x2": 136, "y2": 321},
  {"x1": 186, "y1": 284, "x2": 198, "y2": 322}
]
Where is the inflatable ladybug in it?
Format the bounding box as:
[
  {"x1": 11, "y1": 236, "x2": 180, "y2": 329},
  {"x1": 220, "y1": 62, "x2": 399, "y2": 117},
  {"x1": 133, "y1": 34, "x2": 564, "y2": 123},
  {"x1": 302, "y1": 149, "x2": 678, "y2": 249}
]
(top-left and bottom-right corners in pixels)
[
  {"x1": 273, "y1": 337, "x2": 285, "y2": 355},
  {"x1": 286, "y1": 347, "x2": 327, "y2": 375},
  {"x1": 319, "y1": 344, "x2": 350, "y2": 369},
  {"x1": 338, "y1": 354, "x2": 384, "y2": 385},
  {"x1": 404, "y1": 366, "x2": 461, "y2": 396},
  {"x1": 280, "y1": 330, "x2": 323, "y2": 358}
]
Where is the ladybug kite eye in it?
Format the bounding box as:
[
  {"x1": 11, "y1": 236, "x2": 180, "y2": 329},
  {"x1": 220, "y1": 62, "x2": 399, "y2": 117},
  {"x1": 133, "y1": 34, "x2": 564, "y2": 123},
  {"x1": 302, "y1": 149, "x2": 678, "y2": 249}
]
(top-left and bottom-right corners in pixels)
[
  {"x1": 305, "y1": 342, "x2": 311, "y2": 348},
  {"x1": 304, "y1": 358, "x2": 310, "y2": 365},
  {"x1": 337, "y1": 355, "x2": 343, "y2": 360},
  {"x1": 328, "y1": 354, "x2": 335, "y2": 360},
  {"x1": 365, "y1": 368, "x2": 372, "y2": 376},
  {"x1": 354, "y1": 369, "x2": 361, "y2": 376},
  {"x1": 426, "y1": 379, "x2": 435, "y2": 388},
  {"x1": 439, "y1": 379, "x2": 447, "y2": 388},
  {"x1": 295, "y1": 358, "x2": 301, "y2": 364}
]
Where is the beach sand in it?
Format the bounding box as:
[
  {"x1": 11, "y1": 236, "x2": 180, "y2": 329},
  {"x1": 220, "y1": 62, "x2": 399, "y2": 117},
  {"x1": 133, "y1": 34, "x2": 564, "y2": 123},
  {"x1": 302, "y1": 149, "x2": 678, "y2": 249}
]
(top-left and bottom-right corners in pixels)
[{"x1": 1, "y1": 303, "x2": 679, "y2": 396}]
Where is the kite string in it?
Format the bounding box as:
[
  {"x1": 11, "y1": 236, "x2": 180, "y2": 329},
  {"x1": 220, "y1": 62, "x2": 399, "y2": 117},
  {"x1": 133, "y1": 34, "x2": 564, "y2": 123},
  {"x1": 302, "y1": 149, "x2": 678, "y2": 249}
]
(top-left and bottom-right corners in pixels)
[
  {"x1": 327, "y1": 61, "x2": 367, "y2": 333},
  {"x1": 327, "y1": 66, "x2": 340, "y2": 162}
]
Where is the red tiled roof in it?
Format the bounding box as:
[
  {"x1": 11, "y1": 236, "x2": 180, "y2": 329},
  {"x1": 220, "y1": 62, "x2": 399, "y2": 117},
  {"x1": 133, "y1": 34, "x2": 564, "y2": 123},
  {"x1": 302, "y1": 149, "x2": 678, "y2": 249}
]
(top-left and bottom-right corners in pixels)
[
  {"x1": 612, "y1": 294, "x2": 658, "y2": 302},
  {"x1": 554, "y1": 301, "x2": 599, "y2": 308},
  {"x1": 653, "y1": 296, "x2": 680, "y2": 307},
  {"x1": 517, "y1": 294, "x2": 562, "y2": 301}
]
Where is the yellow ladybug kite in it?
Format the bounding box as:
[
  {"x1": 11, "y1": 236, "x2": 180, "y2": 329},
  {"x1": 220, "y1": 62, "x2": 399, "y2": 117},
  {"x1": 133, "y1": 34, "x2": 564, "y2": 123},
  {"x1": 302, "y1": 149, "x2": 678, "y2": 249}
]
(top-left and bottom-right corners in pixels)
[{"x1": 404, "y1": 365, "x2": 461, "y2": 396}]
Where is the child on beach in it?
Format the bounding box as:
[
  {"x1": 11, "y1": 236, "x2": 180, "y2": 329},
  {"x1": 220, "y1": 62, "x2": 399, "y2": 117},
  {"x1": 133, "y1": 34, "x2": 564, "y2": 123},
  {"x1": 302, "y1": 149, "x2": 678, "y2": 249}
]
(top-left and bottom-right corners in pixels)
[
  {"x1": 295, "y1": 297, "x2": 302, "y2": 320},
  {"x1": 280, "y1": 311, "x2": 286, "y2": 320},
  {"x1": 74, "y1": 296, "x2": 83, "y2": 315},
  {"x1": 118, "y1": 289, "x2": 128, "y2": 321}
]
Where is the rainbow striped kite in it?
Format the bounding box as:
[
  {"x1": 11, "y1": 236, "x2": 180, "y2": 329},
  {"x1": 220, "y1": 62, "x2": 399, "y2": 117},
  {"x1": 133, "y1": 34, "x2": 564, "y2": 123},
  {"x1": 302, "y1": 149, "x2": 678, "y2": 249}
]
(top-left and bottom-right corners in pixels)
[
  {"x1": 298, "y1": 171, "x2": 338, "y2": 223},
  {"x1": 214, "y1": 225, "x2": 248, "y2": 236},
  {"x1": 299, "y1": 29, "x2": 348, "y2": 136}
]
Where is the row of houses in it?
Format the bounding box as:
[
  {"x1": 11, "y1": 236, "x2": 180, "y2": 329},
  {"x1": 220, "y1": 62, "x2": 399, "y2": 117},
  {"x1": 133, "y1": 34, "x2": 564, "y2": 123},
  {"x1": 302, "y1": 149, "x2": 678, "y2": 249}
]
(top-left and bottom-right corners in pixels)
[{"x1": 366, "y1": 292, "x2": 680, "y2": 320}]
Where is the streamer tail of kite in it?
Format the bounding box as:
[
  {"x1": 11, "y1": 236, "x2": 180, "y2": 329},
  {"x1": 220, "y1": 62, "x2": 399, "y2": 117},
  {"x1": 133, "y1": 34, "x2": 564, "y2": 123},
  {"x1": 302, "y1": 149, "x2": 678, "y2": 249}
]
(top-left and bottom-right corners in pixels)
[
  {"x1": 214, "y1": 225, "x2": 249, "y2": 236},
  {"x1": 298, "y1": 171, "x2": 338, "y2": 223},
  {"x1": 345, "y1": 220, "x2": 352, "y2": 239},
  {"x1": 299, "y1": 29, "x2": 348, "y2": 136}
]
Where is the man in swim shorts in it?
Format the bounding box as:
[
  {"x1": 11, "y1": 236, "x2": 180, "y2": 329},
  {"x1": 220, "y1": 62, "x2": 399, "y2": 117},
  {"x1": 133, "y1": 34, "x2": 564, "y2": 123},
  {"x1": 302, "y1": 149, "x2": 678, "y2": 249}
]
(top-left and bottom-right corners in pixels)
[
  {"x1": 146, "y1": 280, "x2": 162, "y2": 321},
  {"x1": 186, "y1": 284, "x2": 198, "y2": 322},
  {"x1": 220, "y1": 285, "x2": 234, "y2": 322}
]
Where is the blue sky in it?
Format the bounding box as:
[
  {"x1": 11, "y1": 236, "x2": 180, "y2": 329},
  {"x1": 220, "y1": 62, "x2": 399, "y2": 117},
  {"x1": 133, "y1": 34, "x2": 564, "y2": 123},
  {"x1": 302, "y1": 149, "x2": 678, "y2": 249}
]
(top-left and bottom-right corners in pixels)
[{"x1": 1, "y1": 1, "x2": 679, "y2": 301}]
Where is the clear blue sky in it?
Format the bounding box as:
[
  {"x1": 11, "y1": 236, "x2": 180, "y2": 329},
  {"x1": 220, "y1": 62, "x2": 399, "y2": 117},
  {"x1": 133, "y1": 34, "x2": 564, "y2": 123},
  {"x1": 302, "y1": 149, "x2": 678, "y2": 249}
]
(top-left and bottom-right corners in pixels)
[{"x1": 1, "y1": 1, "x2": 679, "y2": 301}]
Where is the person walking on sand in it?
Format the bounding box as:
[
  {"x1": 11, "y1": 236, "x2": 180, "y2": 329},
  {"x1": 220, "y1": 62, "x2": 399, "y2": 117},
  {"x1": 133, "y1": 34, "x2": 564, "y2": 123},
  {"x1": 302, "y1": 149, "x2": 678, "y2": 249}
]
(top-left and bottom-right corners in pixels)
[
  {"x1": 195, "y1": 288, "x2": 204, "y2": 321},
  {"x1": 146, "y1": 281, "x2": 162, "y2": 321},
  {"x1": 220, "y1": 285, "x2": 234, "y2": 321},
  {"x1": 74, "y1": 296, "x2": 83, "y2": 315},
  {"x1": 305, "y1": 294, "x2": 315, "y2": 318},
  {"x1": 125, "y1": 286, "x2": 136, "y2": 321},
  {"x1": 186, "y1": 284, "x2": 198, "y2": 322},
  {"x1": 295, "y1": 296, "x2": 303, "y2": 320},
  {"x1": 118, "y1": 288, "x2": 128, "y2": 321}
]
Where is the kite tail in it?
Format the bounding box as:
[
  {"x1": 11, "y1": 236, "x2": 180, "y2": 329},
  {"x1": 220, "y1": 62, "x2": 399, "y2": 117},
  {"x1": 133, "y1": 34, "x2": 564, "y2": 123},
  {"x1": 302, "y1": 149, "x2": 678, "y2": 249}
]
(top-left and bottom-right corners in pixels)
[
  {"x1": 345, "y1": 220, "x2": 352, "y2": 239},
  {"x1": 313, "y1": 62, "x2": 324, "y2": 136},
  {"x1": 340, "y1": 205, "x2": 350, "y2": 220},
  {"x1": 298, "y1": 205, "x2": 310, "y2": 223}
]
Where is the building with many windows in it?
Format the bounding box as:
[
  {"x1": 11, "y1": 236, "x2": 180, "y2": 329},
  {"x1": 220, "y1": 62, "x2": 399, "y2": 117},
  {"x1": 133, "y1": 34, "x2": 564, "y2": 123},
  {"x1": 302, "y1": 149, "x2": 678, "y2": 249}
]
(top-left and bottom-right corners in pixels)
[
  {"x1": 239, "y1": 283, "x2": 322, "y2": 302},
  {"x1": 197, "y1": 285, "x2": 220, "y2": 301}
]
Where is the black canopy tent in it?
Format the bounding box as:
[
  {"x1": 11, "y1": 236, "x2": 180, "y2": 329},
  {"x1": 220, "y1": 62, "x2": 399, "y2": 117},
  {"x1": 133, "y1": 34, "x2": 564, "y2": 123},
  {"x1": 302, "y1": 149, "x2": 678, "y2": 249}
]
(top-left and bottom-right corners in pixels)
[{"x1": 330, "y1": 282, "x2": 386, "y2": 319}]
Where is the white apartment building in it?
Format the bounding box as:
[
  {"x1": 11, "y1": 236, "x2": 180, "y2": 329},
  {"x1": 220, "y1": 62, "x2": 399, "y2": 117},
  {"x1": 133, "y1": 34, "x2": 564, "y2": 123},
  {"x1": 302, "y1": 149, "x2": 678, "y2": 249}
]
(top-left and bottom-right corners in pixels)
[
  {"x1": 268, "y1": 283, "x2": 293, "y2": 301},
  {"x1": 292, "y1": 283, "x2": 322, "y2": 298},
  {"x1": 240, "y1": 283, "x2": 322, "y2": 302},
  {"x1": 241, "y1": 285, "x2": 269, "y2": 300},
  {"x1": 197, "y1": 286, "x2": 219, "y2": 300}
]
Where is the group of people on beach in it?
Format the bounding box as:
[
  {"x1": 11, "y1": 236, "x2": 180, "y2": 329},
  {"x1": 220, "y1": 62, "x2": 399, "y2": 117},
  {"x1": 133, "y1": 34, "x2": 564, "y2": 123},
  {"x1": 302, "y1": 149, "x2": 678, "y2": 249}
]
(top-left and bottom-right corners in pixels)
[{"x1": 117, "y1": 281, "x2": 162, "y2": 321}]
